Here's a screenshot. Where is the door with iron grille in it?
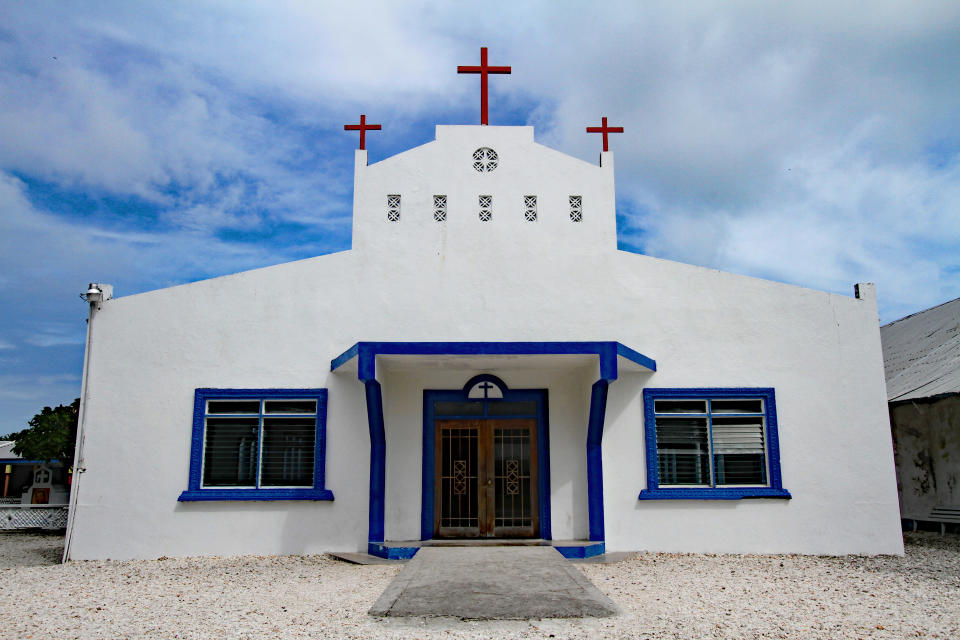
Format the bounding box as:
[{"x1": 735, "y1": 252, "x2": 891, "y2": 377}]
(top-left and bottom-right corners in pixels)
[{"x1": 435, "y1": 418, "x2": 538, "y2": 538}]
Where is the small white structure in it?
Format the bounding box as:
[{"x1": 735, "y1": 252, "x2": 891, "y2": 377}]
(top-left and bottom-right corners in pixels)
[
  {"x1": 1, "y1": 441, "x2": 32, "y2": 503},
  {"x1": 0, "y1": 456, "x2": 70, "y2": 530},
  {"x1": 64, "y1": 57, "x2": 902, "y2": 560},
  {"x1": 20, "y1": 465, "x2": 68, "y2": 505}
]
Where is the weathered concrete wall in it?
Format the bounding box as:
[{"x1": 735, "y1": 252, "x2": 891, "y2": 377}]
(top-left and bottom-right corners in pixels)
[{"x1": 891, "y1": 394, "x2": 960, "y2": 520}]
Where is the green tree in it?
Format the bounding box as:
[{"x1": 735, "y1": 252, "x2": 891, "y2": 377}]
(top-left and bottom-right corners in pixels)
[{"x1": 4, "y1": 398, "x2": 80, "y2": 464}]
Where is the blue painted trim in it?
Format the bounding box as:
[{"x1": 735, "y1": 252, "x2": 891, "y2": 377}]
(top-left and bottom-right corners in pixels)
[
  {"x1": 597, "y1": 343, "x2": 618, "y2": 381},
  {"x1": 335, "y1": 343, "x2": 642, "y2": 547},
  {"x1": 421, "y1": 381, "x2": 551, "y2": 541},
  {"x1": 0, "y1": 460, "x2": 55, "y2": 465},
  {"x1": 555, "y1": 542, "x2": 606, "y2": 559},
  {"x1": 640, "y1": 388, "x2": 790, "y2": 501},
  {"x1": 366, "y1": 541, "x2": 605, "y2": 560},
  {"x1": 330, "y1": 342, "x2": 360, "y2": 372},
  {"x1": 186, "y1": 388, "x2": 206, "y2": 490},
  {"x1": 638, "y1": 487, "x2": 791, "y2": 500},
  {"x1": 364, "y1": 380, "x2": 386, "y2": 544},
  {"x1": 178, "y1": 488, "x2": 334, "y2": 501},
  {"x1": 616, "y1": 343, "x2": 657, "y2": 373},
  {"x1": 368, "y1": 542, "x2": 419, "y2": 560},
  {"x1": 179, "y1": 388, "x2": 333, "y2": 502},
  {"x1": 586, "y1": 380, "x2": 608, "y2": 542},
  {"x1": 330, "y1": 341, "x2": 656, "y2": 382},
  {"x1": 538, "y1": 390, "x2": 552, "y2": 541},
  {"x1": 421, "y1": 389, "x2": 435, "y2": 541}
]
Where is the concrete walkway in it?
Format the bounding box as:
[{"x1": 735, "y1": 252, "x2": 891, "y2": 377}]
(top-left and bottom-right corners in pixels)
[{"x1": 369, "y1": 546, "x2": 618, "y2": 619}]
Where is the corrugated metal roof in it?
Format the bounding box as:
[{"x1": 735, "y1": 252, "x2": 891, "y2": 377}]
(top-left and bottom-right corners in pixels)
[
  {"x1": 0, "y1": 441, "x2": 24, "y2": 461},
  {"x1": 881, "y1": 296, "x2": 960, "y2": 402}
]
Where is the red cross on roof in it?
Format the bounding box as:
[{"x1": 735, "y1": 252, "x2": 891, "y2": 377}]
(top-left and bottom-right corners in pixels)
[
  {"x1": 344, "y1": 114, "x2": 382, "y2": 150},
  {"x1": 457, "y1": 47, "x2": 511, "y2": 126},
  {"x1": 586, "y1": 116, "x2": 624, "y2": 152}
]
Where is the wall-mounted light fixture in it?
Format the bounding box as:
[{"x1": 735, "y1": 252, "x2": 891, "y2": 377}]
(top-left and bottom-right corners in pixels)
[{"x1": 81, "y1": 283, "x2": 103, "y2": 303}]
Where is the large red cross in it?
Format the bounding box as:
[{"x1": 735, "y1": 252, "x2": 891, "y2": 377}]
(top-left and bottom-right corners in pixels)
[
  {"x1": 457, "y1": 47, "x2": 511, "y2": 125},
  {"x1": 344, "y1": 114, "x2": 382, "y2": 150},
  {"x1": 586, "y1": 116, "x2": 624, "y2": 152}
]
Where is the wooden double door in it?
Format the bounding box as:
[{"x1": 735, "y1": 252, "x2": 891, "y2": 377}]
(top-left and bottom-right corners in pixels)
[{"x1": 434, "y1": 418, "x2": 538, "y2": 538}]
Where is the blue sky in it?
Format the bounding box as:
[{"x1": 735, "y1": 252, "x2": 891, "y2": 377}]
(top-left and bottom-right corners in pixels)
[{"x1": 2, "y1": 2, "x2": 959, "y2": 432}]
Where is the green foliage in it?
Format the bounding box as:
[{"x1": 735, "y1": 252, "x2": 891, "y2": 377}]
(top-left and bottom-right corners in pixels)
[{"x1": 5, "y1": 398, "x2": 80, "y2": 464}]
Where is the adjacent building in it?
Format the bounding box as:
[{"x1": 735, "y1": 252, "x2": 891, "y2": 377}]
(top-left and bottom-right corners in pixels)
[{"x1": 882, "y1": 297, "x2": 960, "y2": 528}]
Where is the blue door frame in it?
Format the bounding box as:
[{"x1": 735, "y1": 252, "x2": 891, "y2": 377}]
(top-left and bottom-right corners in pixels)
[
  {"x1": 421, "y1": 374, "x2": 552, "y2": 541},
  {"x1": 331, "y1": 341, "x2": 658, "y2": 554}
]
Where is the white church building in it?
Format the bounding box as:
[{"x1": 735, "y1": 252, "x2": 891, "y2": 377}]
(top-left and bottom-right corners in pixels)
[{"x1": 63, "y1": 50, "x2": 903, "y2": 561}]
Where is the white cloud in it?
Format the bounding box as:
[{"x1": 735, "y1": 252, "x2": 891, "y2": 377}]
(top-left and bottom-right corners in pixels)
[
  {"x1": 636, "y1": 131, "x2": 960, "y2": 320},
  {"x1": 25, "y1": 324, "x2": 87, "y2": 348},
  {"x1": 0, "y1": 374, "x2": 80, "y2": 402},
  {"x1": 0, "y1": 172, "x2": 314, "y2": 299},
  {"x1": 0, "y1": 9, "x2": 356, "y2": 234},
  {"x1": 0, "y1": 0, "x2": 957, "y2": 437},
  {"x1": 498, "y1": 2, "x2": 960, "y2": 321},
  {"x1": 0, "y1": 373, "x2": 81, "y2": 436}
]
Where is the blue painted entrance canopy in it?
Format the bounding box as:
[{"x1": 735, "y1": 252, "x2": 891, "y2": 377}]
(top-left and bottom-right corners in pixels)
[
  {"x1": 329, "y1": 341, "x2": 656, "y2": 556},
  {"x1": 330, "y1": 341, "x2": 656, "y2": 381}
]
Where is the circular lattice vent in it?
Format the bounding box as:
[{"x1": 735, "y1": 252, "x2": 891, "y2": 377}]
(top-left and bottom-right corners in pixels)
[{"x1": 472, "y1": 147, "x2": 498, "y2": 172}]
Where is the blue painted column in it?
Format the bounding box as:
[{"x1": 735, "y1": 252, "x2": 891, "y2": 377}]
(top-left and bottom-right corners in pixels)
[
  {"x1": 586, "y1": 379, "x2": 609, "y2": 541},
  {"x1": 363, "y1": 379, "x2": 386, "y2": 543}
]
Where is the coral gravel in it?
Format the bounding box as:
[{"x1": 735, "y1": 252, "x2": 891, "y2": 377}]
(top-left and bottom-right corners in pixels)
[{"x1": 1, "y1": 531, "x2": 957, "y2": 639}]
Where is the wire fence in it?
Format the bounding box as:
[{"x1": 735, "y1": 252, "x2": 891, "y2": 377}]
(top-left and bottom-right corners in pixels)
[{"x1": 0, "y1": 506, "x2": 68, "y2": 530}]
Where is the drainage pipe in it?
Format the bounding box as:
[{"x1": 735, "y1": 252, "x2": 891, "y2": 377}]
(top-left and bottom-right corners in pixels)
[{"x1": 62, "y1": 284, "x2": 105, "y2": 562}]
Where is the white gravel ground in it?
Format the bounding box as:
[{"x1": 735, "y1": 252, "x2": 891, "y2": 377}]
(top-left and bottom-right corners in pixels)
[{"x1": 1, "y1": 530, "x2": 958, "y2": 639}]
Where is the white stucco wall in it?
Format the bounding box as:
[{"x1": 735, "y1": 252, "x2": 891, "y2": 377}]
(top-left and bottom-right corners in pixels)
[
  {"x1": 353, "y1": 126, "x2": 616, "y2": 258},
  {"x1": 66, "y1": 125, "x2": 902, "y2": 559},
  {"x1": 378, "y1": 365, "x2": 594, "y2": 542}
]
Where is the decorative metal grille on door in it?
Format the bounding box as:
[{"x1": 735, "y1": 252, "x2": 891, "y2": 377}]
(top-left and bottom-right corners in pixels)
[
  {"x1": 436, "y1": 419, "x2": 536, "y2": 538},
  {"x1": 494, "y1": 428, "x2": 532, "y2": 529},
  {"x1": 438, "y1": 426, "x2": 479, "y2": 531}
]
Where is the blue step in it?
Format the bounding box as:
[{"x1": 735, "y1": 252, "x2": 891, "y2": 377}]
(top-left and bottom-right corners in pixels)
[{"x1": 367, "y1": 539, "x2": 605, "y2": 560}]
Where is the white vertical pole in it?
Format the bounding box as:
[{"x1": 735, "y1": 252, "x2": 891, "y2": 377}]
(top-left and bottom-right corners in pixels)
[{"x1": 62, "y1": 294, "x2": 99, "y2": 562}]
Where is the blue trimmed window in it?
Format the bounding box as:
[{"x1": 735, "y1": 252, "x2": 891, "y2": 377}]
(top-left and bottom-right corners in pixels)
[
  {"x1": 639, "y1": 388, "x2": 790, "y2": 500},
  {"x1": 178, "y1": 389, "x2": 334, "y2": 501}
]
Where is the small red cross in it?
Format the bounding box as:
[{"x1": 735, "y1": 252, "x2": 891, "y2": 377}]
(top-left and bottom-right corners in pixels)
[
  {"x1": 457, "y1": 47, "x2": 511, "y2": 125},
  {"x1": 344, "y1": 114, "x2": 382, "y2": 150},
  {"x1": 586, "y1": 116, "x2": 624, "y2": 152}
]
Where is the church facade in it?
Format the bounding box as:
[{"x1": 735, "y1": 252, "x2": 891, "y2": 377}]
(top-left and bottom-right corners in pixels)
[{"x1": 63, "y1": 60, "x2": 903, "y2": 560}]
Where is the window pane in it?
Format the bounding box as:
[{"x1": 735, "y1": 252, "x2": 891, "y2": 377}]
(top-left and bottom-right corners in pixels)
[
  {"x1": 655, "y1": 417, "x2": 709, "y2": 485},
  {"x1": 654, "y1": 400, "x2": 706, "y2": 414},
  {"x1": 207, "y1": 400, "x2": 260, "y2": 414},
  {"x1": 263, "y1": 400, "x2": 317, "y2": 414},
  {"x1": 434, "y1": 401, "x2": 483, "y2": 416},
  {"x1": 486, "y1": 401, "x2": 537, "y2": 416},
  {"x1": 715, "y1": 454, "x2": 767, "y2": 485},
  {"x1": 203, "y1": 417, "x2": 259, "y2": 486},
  {"x1": 260, "y1": 417, "x2": 316, "y2": 487},
  {"x1": 710, "y1": 399, "x2": 762, "y2": 414},
  {"x1": 712, "y1": 417, "x2": 766, "y2": 485},
  {"x1": 711, "y1": 418, "x2": 765, "y2": 453}
]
